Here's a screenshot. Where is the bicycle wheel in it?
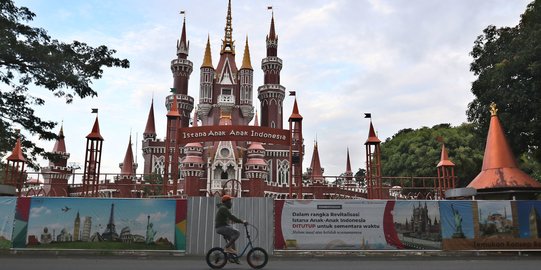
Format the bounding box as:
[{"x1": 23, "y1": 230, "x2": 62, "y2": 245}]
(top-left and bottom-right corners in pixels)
[
  {"x1": 206, "y1": 247, "x2": 227, "y2": 269},
  {"x1": 246, "y1": 247, "x2": 268, "y2": 269}
]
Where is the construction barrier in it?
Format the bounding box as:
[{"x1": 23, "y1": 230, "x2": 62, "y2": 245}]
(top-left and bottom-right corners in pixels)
[{"x1": 1, "y1": 198, "x2": 541, "y2": 252}]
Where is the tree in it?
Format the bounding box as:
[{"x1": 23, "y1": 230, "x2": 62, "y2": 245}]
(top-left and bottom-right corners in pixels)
[
  {"x1": 354, "y1": 168, "x2": 366, "y2": 186},
  {"x1": 467, "y1": 0, "x2": 541, "y2": 164},
  {"x1": 0, "y1": 1, "x2": 129, "y2": 168},
  {"x1": 380, "y1": 123, "x2": 484, "y2": 187}
]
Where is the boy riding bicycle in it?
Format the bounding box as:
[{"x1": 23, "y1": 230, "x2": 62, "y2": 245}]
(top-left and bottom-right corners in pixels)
[{"x1": 215, "y1": 195, "x2": 248, "y2": 255}]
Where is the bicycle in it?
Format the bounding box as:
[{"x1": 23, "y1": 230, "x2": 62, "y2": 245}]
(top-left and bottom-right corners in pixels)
[{"x1": 206, "y1": 223, "x2": 269, "y2": 269}]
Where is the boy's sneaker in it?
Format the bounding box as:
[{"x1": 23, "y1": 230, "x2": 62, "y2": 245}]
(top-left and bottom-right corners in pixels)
[{"x1": 224, "y1": 247, "x2": 237, "y2": 254}]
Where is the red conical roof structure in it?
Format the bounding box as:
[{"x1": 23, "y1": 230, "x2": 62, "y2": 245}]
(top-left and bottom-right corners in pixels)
[
  {"x1": 7, "y1": 137, "x2": 25, "y2": 162},
  {"x1": 86, "y1": 116, "x2": 104, "y2": 140},
  {"x1": 365, "y1": 121, "x2": 381, "y2": 144},
  {"x1": 467, "y1": 103, "x2": 541, "y2": 189},
  {"x1": 120, "y1": 135, "x2": 134, "y2": 176},
  {"x1": 437, "y1": 144, "x2": 455, "y2": 167},
  {"x1": 309, "y1": 140, "x2": 324, "y2": 182},
  {"x1": 52, "y1": 125, "x2": 67, "y2": 153},
  {"x1": 288, "y1": 98, "x2": 303, "y2": 121},
  {"x1": 144, "y1": 99, "x2": 156, "y2": 137}
]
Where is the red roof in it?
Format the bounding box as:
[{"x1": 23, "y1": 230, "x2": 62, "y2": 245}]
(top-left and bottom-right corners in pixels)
[
  {"x1": 288, "y1": 98, "x2": 303, "y2": 121},
  {"x1": 120, "y1": 136, "x2": 134, "y2": 176},
  {"x1": 144, "y1": 100, "x2": 156, "y2": 136},
  {"x1": 7, "y1": 138, "x2": 25, "y2": 162},
  {"x1": 86, "y1": 116, "x2": 104, "y2": 140},
  {"x1": 468, "y1": 113, "x2": 541, "y2": 189},
  {"x1": 437, "y1": 143, "x2": 455, "y2": 167},
  {"x1": 365, "y1": 121, "x2": 381, "y2": 144}
]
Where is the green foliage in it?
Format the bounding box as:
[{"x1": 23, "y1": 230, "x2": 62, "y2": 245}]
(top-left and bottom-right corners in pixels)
[
  {"x1": 467, "y1": 0, "x2": 541, "y2": 162},
  {"x1": 380, "y1": 123, "x2": 484, "y2": 187},
  {"x1": 0, "y1": 0, "x2": 129, "y2": 169}
]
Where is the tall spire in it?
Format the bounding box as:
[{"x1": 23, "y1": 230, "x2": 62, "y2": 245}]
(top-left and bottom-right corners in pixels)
[
  {"x1": 240, "y1": 36, "x2": 252, "y2": 70},
  {"x1": 309, "y1": 140, "x2": 324, "y2": 183},
  {"x1": 7, "y1": 136, "x2": 25, "y2": 162},
  {"x1": 346, "y1": 147, "x2": 352, "y2": 173},
  {"x1": 177, "y1": 15, "x2": 189, "y2": 57},
  {"x1": 143, "y1": 99, "x2": 156, "y2": 138},
  {"x1": 220, "y1": 0, "x2": 235, "y2": 54},
  {"x1": 201, "y1": 35, "x2": 214, "y2": 68},
  {"x1": 268, "y1": 12, "x2": 277, "y2": 41},
  {"x1": 52, "y1": 124, "x2": 67, "y2": 153},
  {"x1": 120, "y1": 135, "x2": 134, "y2": 176}
]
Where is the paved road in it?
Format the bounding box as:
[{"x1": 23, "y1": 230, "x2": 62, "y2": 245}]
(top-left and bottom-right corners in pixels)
[{"x1": 1, "y1": 255, "x2": 541, "y2": 270}]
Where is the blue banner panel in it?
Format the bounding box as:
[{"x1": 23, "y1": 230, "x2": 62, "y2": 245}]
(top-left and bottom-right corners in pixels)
[
  {"x1": 0, "y1": 198, "x2": 17, "y2": 249},
  {"x1": 440, "y1": 201, "x2": 475, "y2": 250}
]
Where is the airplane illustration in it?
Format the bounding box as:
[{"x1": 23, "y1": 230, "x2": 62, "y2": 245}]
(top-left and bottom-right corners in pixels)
[{"x1": 61, "y1": 206, "x2": 71, "y2": 212}]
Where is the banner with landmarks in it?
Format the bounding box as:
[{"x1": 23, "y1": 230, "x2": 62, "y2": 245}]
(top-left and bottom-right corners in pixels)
[
  {"x1": 274, "y1": 200, "x2": 442, "y2": 250},
  {"x1": 441, "y1": 200, "x2": 541, "y2": 250},
  {"x1": 0, "y1": 198, "x2": 17, "y2": 249},
  {"x1": 24, "y1": 197, "x2": 178, "y2": 250}
]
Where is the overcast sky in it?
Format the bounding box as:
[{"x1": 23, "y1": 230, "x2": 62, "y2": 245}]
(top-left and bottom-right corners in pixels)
[{"x1": 14, "y1": 0, "x2": 531, "y2": 178}]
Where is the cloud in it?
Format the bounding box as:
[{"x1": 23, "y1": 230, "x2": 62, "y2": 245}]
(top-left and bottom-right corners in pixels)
[{"x1": 30, "y1": 206, "x2": 52, "y2": 218}]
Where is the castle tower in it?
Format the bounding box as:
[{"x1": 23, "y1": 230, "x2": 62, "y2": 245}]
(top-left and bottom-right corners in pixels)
[
  {"x1": 197, "y1": 0, "x2": 254, "y2": 126},
  {"x1": 467, "y1": 103, "x2": 541, "y2": 199},
  {"x1": 258, "y1": 12, "x2": 285, "y2": 129},
  {"x1": 167, "y1": 15, "x2": 194, "y2": 128},
  {"x1": 288, "y1": 98, "x2": 303, "y2": 198},
  {"x1": 163, "y1": 94, "x2": 181, "y2": 195},
  {"x1": 117, "y1": 135, "x2": 138, "y2": 197},
  {"x1": 82, "y1": 116, "x2": 103, "y2": 197},
  {"x1": 437, "y1": 143, "x2": 455, "y2": 199},
  {"x1": 198, "y1": 36, "x2": 215, "y2": 121},
  {"x1": 244, "y1": 113, "x2": 268, "y2": 197},
  {"x1": 42, "y1": 125, "x2": 72, "y2": 196},
  {"x1": 5, "y1": 134, "x2": 25, "y2": 196},
  {"x1": 142, "y1": 99, "x2": 157, "y2": 175},
  {"x1": 181, "y1": 109, "x2": 205, "y2": 196},
  {"x1": 365, "y1": 120, "x2": 382, "y2": 199}
]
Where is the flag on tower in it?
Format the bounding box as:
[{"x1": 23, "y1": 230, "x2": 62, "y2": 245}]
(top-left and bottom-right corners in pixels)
[
  {"x1": 267, "y1": 6, "x2": 273, "y2": 10},
  {"x1": 91, "y1": 108, "x2": 98, "y2": 114},
  {"x1": 180, "y1": 10, "x2": 185, "y2": 15},
  {"x1": 289, "y1": 91, "x2": 296, "y2": 96},
  {"x1": 364, "y1": 113, "x2": 371, "y2": 118},
  {"x1": 170, "y1": 87, "x2": 177, "y2": 94}
]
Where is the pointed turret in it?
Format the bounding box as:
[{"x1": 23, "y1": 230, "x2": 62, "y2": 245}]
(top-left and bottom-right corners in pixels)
[
  {"x1": 52, "y1": 125, "x2": 67, "y2": 153},
  {"x1": 366, "y1": 121, "x2": 381, "y2": 144},
  {"x1": 167, "y1": 94, "x2": 181, "y2": 117},
  {"x1": 201, "y1": 35, "x2": 214, "y2": 68},
  {"x1": 309, "y1": 140, "x2": 324, "y2": 184},
  {"x1": 177, "y1": 16, "x2": 189, "y2": 58},
  {"x1": 86, "y1": 116, "x2": 104, "y2": 141},
  {"x1": 220, "y1": 0, "x2": 235, "y2": 54},
  {"x1": 143, "y1": 99, "x2": 156, "y2": 140},
  {"x1": 7, "y1": 137, "x2": 25, "y2": 162},
  {"x1": 240, "y1": 36, "x2": 252, "y2": 70},
  {"x1": 467, "y1": 103, "x2": 541, "y2": 189},
  {"x1": 288, "y1": 98, "x2": 303, "y2": 121},
  {"x1": 345, "y1": 148, "x2": 353, "y2": 183},
  {"x1": 268, "y1": 12, "x2": 277, "y2": 41},
  {"x1": 437, "y1": 144, "x2": 455, "y2": 167},
  {"x1": 120, "y1": 135, "x2": 135, "y2": 176}
]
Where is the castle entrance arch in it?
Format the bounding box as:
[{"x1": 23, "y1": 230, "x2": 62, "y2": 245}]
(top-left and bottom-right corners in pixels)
[{"x1": 173, "y1": 125, "x2": 297, "y2": 197}]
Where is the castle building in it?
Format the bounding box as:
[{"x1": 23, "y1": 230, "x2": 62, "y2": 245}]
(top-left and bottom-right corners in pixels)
[{"x1": 141, "y1": 1, "x2": 294, "y2": 197}]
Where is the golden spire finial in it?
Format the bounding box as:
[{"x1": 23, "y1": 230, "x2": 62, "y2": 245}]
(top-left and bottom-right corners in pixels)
[
  {"x1": 490, "y1": 102, "x2": 498, "y2": 116},
  {"x1": 221, "y1": 0, "x2": 235, "y2": 54},
  {"x1": 240, "y1": 36, "x2": 252, "y2": 70},
  {"x1": 201, "y1": 34, "x2": 214, "y2": 68}
]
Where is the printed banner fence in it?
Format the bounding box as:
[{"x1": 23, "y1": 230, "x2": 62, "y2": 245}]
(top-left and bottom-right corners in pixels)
[
  {"x1": 275, "y1": 200, "x2": 441, "y2": 250},
  {"x1": 0, "y1": 198, "x2": 17, "y2": 249},
  {"x1": 9, "y1": 197, "x2": 187, "y2": 251}
]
